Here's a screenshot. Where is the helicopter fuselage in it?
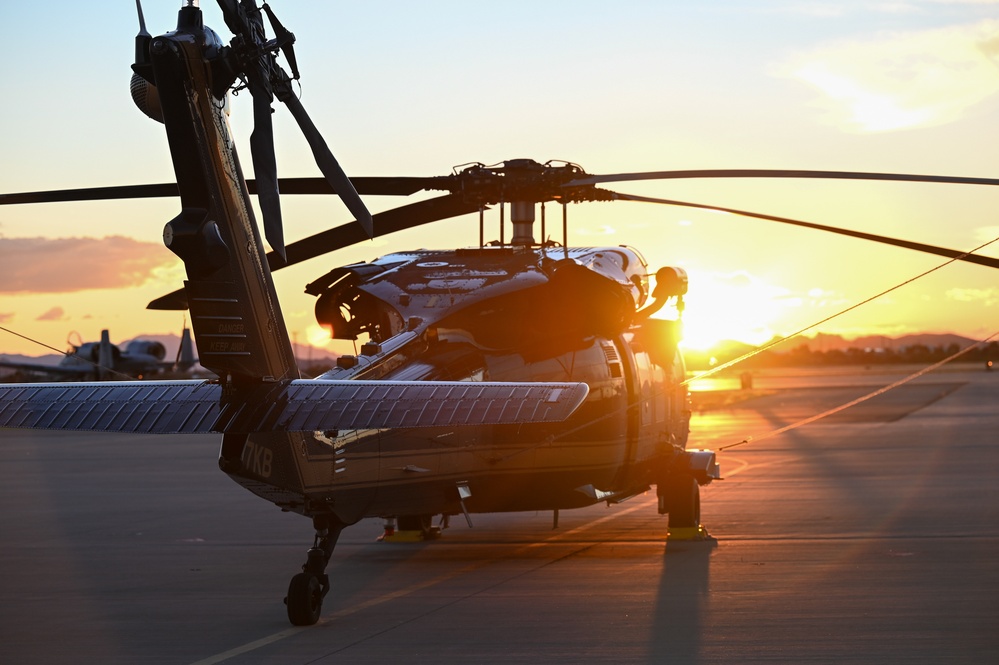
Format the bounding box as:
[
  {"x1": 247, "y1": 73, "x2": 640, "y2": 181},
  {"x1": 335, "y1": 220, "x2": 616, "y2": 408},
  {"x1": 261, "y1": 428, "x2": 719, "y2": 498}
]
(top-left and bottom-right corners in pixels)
[{"x1": 219, "y1": 244, "x2": 693, "y2": 524}]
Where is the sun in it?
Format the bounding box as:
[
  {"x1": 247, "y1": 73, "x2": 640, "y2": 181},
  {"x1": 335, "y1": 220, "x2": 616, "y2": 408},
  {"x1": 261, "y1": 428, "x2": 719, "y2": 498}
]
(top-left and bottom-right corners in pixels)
[
  {"x1": 306, "y1": 323, "x2": 334, "y2": 348},
  {"x1": 675, "y1": 270, "x2": 787, "y2": 351}
]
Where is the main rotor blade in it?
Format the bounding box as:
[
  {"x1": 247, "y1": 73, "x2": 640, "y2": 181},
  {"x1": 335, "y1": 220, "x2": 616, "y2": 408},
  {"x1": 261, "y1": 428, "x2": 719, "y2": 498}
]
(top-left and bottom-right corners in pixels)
[
  {"x1": 0, "y1": 177, "x2": 440, "y2": 206},
  {"x1": 9, "y1": 168, "x2": 997, "y2": 206},
  {"x1": 274, "y1": 176, "x2": 445, "y2": 197},
  {"x1": 0, "y1": 183, "x2": 179, "y2": 205},
  {"x1": 148, "y1": 194, "x2": 482, "y2": 310},
  {"x1": 568, "y1": 169, "x2": 999, "y2": 188},
  {"x1": 280, "y1": 194, "x2": 480, "y2": 268},
  {"x1": 610, "y1": 190, "x2": 999, "y2": 270},
  {"x1": 279, "y1": 92, "x2": 373, "y2": 237}
]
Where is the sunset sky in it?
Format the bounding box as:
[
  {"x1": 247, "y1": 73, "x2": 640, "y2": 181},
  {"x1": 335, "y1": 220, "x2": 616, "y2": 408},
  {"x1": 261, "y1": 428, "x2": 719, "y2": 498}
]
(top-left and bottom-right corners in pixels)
[{"x1": 2, "y1": 1, "x2": 998, "y2": 356}]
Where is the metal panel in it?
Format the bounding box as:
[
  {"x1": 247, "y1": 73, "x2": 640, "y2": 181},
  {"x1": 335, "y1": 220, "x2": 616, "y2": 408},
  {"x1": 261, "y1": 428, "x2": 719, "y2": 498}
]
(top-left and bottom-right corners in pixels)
[
  {"x1": 0, "y1": 379, "x2": 588, "y2": 435},
  {"x1": 271, "y1": 380, "x2": 589, "y2": 431},
  {"x1": 0, "y1": 381, "x2": 222, "y2": 434}
]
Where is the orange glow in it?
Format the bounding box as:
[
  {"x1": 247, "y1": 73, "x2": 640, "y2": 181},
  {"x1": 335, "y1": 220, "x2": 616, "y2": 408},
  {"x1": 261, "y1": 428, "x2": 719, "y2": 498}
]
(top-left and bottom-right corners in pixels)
[
  {"x1": 678, "y1": 270, "x2": 786, "y2": 351},
  {"x1": 306, "y1": 324, "x2": 332, "y2": 347},
  {"x1": 1, "y1": 5, "x2": 997, "y2": 358}
]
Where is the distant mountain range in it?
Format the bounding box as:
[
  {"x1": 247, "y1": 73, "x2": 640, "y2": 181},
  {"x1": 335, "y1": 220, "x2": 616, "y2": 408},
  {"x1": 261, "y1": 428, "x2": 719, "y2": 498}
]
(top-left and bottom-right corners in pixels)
[
  {"x1": 681, "y1": 332, "x2": 984, "y2": 369},
  {"x1": 679, "y1": 332, "x2": 995, "y2": 372},
  {"x1": 774, "y1": 332, "x2": 977, "y2": 353}
]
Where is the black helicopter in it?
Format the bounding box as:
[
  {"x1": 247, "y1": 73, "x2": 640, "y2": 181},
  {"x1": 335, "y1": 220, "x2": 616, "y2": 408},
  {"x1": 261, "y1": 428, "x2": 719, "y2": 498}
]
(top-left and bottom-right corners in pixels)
[{"x1": 2, "y1": 0, "x2": 998, "y2": 627}]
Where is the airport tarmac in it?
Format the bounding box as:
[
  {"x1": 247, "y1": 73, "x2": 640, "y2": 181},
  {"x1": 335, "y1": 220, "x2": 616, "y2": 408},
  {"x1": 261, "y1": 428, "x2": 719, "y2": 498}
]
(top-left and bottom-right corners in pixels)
[{"x1": 1, "y1": 363, "x2": 997, "y2": 663}]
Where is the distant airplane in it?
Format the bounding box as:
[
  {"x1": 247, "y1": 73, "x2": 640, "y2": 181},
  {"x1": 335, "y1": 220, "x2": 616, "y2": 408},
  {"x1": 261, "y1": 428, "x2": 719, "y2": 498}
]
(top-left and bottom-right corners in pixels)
[{"x1": 0, "y1": 328, "x2": 197, "y2": 380}]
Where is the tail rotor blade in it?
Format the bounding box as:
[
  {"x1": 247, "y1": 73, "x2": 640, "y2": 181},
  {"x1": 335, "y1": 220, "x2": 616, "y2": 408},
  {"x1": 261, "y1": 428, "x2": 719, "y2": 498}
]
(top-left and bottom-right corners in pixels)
[
  {"x1": 249, "y1": 91, "x2": 285, "y2": 260},
  {"x1": 261, "y1": 3, "x2": 299, "y2": 80}
]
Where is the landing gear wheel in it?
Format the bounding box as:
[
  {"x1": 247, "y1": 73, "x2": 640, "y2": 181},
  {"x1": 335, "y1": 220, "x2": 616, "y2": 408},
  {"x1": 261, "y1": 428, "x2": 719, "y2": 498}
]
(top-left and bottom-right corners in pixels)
[
  {"x1": 285, "y1": 515, "x2": 345, "y2": 626},
  {"x1": 666, "y1": 474, "x2": 700, "y2": 529},
  {"x1": 286, "y1": 572, "x2": 323, "y2": 626}
]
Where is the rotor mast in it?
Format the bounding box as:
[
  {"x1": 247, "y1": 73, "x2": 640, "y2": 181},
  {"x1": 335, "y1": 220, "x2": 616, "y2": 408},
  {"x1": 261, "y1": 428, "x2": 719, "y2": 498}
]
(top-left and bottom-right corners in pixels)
[
  {"x1": 509, "y1": 201, "x2": 535, "y2": 245},
  {"x1": 462, "y1": 159, "x2": 605, "y2": 250},
  {"x1": 504, "y1": 160, "x2": 539, "y2": 246}
]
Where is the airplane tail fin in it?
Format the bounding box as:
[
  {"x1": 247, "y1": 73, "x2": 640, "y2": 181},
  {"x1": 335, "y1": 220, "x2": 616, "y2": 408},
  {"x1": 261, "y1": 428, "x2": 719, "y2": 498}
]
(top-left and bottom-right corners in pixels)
[
  {"x1": 97, "y1": 330, "x2": 114, "y2": 381},
  {"x1": 176, "y1": 327, "x2": 197, "y2": 371}
]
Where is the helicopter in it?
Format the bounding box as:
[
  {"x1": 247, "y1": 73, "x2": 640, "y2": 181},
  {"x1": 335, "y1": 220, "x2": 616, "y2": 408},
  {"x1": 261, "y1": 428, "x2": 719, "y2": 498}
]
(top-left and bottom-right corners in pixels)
[
  {"x1": 0, "y1": 327, "x2": 197, "y2": 380},
  {"x1": 2, "y1": 0, "x2": 998, "y2": 628}
]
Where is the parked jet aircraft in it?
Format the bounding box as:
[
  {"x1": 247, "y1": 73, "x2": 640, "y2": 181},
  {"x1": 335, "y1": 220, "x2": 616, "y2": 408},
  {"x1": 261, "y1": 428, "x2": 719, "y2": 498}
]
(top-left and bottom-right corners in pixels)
[{"x1": 0, "y1": 328, "x2": 197, "y2": 380}]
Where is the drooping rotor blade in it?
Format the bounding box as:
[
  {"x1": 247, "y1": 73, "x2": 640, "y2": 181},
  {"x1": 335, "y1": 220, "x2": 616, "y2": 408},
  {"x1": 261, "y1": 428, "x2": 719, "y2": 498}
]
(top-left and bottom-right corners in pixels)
[
  {"x1": 280, "y1": 194, "x2": 479, "y2": 267},
  {"x1": 148, "y1": 194, "x2": 482, "y2": 310},
  {"x1": 278, "y1": 91, "x2": 374, "y2": 238},
  {"x1": 249, "y1": 89, "x2": 285, "y2": 260},
  {"x1": 610, "y1": 190, "x2": 999, "y2": 270},
  {"x1": 566, "y1": 169, "x2": 999, "y2": 188}
]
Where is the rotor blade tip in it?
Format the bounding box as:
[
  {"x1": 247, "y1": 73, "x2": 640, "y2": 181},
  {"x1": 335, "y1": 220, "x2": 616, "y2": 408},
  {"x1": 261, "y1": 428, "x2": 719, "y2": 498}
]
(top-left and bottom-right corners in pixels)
[{"x1": 360, "y1": 214, "x2": 374, "y2": 239}]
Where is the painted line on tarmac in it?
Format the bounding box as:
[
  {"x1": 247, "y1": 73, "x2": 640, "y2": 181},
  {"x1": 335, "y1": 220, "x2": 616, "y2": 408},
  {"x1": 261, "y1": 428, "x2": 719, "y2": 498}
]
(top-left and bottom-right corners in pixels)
[
  {"x1": 190, "y1": 496, "x2": 658, "y2": 665},
  {"x1": 721, "y1": 456, "x2": 787, "y2": 478}
]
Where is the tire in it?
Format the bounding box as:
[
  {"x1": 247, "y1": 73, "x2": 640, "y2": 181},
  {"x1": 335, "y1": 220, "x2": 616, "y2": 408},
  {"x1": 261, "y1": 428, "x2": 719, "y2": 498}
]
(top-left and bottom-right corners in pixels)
[
  {"x1": 286, "y1": 572, "x2": 323, "y2": 626},
  {"x1": 666, "y1": 474, "x2": 700, "y2": 529}
]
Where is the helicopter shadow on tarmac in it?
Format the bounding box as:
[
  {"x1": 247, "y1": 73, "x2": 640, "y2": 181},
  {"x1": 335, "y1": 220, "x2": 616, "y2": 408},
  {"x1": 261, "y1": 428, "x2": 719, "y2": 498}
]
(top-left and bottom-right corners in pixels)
[{"x1": 648, "y1": 538, "x2": 717, "y2": 663}]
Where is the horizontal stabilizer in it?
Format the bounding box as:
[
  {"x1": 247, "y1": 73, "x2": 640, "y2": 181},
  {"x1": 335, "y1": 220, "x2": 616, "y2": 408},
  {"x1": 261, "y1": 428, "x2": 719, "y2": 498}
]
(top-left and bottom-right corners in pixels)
[
  {"x1": 222, "y1": 380, "x2": 589, "y2": 432},
  {"x1": 0, "y1": 380, "x2": 589, "y2": 434},
  {"x1": 0, "y1": 381, "x2": 222, "y2": 434}
]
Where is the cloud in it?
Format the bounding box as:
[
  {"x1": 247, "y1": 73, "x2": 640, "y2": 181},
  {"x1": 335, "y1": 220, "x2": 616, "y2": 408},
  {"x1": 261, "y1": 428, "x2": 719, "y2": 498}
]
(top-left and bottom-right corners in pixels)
[
  {"x1": 575, "y1": 225, "x2": 617, "y2": 236},
  {"x1": 0, "y1": 312, "x2": 13, "y2": 323},
  {"x1": 779, "y1": 2, "x2": 918, "y2": 18},
  {"x1": 772, "y1": 2, "x2": 999, "y2": 20},
  {"x1": 36, "y1": 306, "x2": 66, "y2": 321},
  {"x1": 0, "y1": 236, "x2": 179, "y2": 294},
  {"x1": 974, "y1": 226, "x2": 999, "y2": 245},
  {"x1": 946, "y1": 287, "x2": 999, "y2": 305},
  {"x1": 780, "y1": 19, "x2": 999, "y2": 132},
  {"x1": 928, "y1": 1, "x2": 999, "y2": 6}
]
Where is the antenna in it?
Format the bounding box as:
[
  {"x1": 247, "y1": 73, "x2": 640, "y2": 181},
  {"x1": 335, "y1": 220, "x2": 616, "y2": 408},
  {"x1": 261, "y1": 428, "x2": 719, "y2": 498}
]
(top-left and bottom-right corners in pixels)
[{"x1": 134, "y1": 0, "x2": 151, "y2": 66}]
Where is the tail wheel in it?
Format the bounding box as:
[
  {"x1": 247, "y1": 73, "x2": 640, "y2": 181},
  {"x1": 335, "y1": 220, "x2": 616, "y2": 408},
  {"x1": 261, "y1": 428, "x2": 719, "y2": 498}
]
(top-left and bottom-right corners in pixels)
[
  {"x1": 286, "y1": 572, "x2": 323, "y2": 626},
  {"x1": 666, "y1": 474, "x2": 700, "y2": 529}
]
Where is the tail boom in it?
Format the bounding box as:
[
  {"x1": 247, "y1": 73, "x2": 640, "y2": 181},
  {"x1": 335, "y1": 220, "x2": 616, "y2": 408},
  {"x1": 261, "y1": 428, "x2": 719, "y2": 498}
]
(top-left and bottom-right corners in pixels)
[{"x1": 147, "y1": 11, "x2": 297, "y2": 385}]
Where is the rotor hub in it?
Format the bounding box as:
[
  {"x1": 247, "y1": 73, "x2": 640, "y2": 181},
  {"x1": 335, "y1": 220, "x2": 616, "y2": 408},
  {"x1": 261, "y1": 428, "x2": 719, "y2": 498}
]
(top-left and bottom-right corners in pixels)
[{"x1": 440, "y1": 159, "x2": 614, "y2": 206}]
